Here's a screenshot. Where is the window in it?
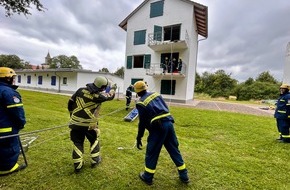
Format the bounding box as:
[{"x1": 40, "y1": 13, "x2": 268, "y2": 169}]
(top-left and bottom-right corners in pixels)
[
  {"x1": 164, "y1": 24, "x2": 181, "y2": 41},
  {"x1": 133, "y1": 55, "x2": 144, "y2": 68},
  {"x1": 38, "y1": 76, "x2": 43, "y2": 85},
  {"x1": 161, "y1": 80, "x2": 176, "y2": 95},
  {"x1": 128, "y1": 55, "x2": 151, "y2": 69},
  {"x1": 63, "y1": 77, "x2": 67, "y2": 85},
  {"x1": 154, "y1": 25, "x2": 162, "y2": 41},
  {"x1": 51, "y1": 76, "x2": 56, "y2": 86},
  {"x1": 17, "y1": 75, "x2": 21, "y2": 83},
  {"x1": 134, "y1": 30, "x2": 146, "y2": 45},
  {"x1": 144, "y1": 54, "x2": 151, "y2": 69},
  {"x1": 127, "y1": 56, "x2": 133, "y2": 69},
  {"x1": 150, "y1": 0, "x2": 164, "y2": 18},
  {"x1": 161, "y1": 53, "x2": 179, "y2": 67},
  {"x1": 27, "y1": 76, "x2": 31, "y2": 84}
]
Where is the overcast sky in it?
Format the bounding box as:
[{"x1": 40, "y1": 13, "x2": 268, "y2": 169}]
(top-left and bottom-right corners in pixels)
[{"x1": 0, "y1": 0, "x2": 289, "y2": 82}]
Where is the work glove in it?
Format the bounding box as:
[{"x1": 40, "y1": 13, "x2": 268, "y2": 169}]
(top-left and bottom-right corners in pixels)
[
  {"x1": 88, "y1": 122, "x2": 98, "y2": 130},
  {"x1": 111, "y1": 83, "x2": 117, "y2": 90},
  {"x1": 136, "y1": 138, "x2": 142, "y2": 150}
]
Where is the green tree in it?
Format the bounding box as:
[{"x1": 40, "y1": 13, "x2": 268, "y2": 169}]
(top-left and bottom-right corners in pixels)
[
  {"x1": 50, "y1": 55, "x2": 82, "y2": 69},
  {"x1": 1, "y1": 0, "x2": 45, "y2": 17},
  {"x1": 195, "y1": 70, "x2": 238, "y2": 98},
  {"x1": 244, "y1": 77, "x2": 254, "y2": 86},
  {"x1": 23, "y1": 61, "x2": 32, "y2": 69},
  {"x1": 0, "y1": 54, "x2": 25, "y2": 69},
  {"x1": 195, "y1": 71, "x2": 213, "y2": 95},
  {"x1": 236, "y1": 82, "x2": 278, "y2": 101},
  {"x1": 99, "y1": 68, "x2": 110, "y2": 73},
  {"x1": 114, "y1": 67, "x2": 124, "y2": 77},
  {"x1": 194, "y1": 72, "x2": 203, "y2": 92},
  {"x1": 235, "y1": 71, "x2": 279, "y2": 100},
  {"x1": 256, "y1": 71, "x2": 278, "y2": 84}
]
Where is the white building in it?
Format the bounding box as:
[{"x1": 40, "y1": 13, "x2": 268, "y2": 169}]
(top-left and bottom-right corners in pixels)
[
  {"x1": 283, "y1": 42, "x2": 290, "y2": 84},
  {"x1": 119, "y1": 0, "x2": 208, "y2": 103},
  {"x1": 15, "y1": 68, "x2": 124, "y2": 96}
]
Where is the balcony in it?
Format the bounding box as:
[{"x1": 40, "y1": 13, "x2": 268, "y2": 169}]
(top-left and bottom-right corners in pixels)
[
  {"x1": 146, "y1": 63, "x2": 186, "y2": 79},
  {"x1": 147, "y1": 31, "x2": 189, "y2": 52}
]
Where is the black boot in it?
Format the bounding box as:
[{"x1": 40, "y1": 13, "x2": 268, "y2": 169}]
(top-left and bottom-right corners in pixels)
[
  {"x1": 0, "y1": 163, "x2": 27, "y2": 176},
  {"x1": 139, "y1": 171, "x2": 153, "y2": 185},
  {"x1": 178, "y1": 169, "x2": 189, "y2": 183},
  {"x1": 91, "y1": 157, "x2": 101, "y2": 168}
]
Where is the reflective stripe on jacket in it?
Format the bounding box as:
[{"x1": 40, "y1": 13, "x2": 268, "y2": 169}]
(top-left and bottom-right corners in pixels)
[
  {"x1": 136, "y1": 92, "x2": 174, "y2": 138},
  {"x1": 68, "y1": 87, "x2": 114, "y2": 128},
  {"x1": 0, "y1": 82, "x2": 26, "y2": 136},
  {"x1": 274, "y1": 92, "x2": 290, "y2": 119}
]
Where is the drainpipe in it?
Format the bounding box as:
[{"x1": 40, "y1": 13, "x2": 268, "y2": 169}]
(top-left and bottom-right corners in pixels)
[
  {"x1": 193, "y1": 36, "x2": 207, "y2": 99},
  {"x1": 195, "y1": 37, "x2": 207, "y2": 76},
  {"x1": 54, "y1": 71, "x2": 61, "y2": 93}
]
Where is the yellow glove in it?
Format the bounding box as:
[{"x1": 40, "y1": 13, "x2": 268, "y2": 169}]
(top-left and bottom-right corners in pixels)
[
  {"x1": 88, "y1": 123, "x2": 98, "y2": 130},
  {"x1": 95, "y1": 128, "x2": 100, "y2": 138},
  {"x1": 111, "y1": 83, "x2": 117, "y2": 90}
]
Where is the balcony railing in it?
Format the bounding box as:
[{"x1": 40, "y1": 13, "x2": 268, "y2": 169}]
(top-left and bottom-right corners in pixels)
[
  {"x1": 148, "y1": 31, "x2": 189, "y2": 51},
  {"x1": 147, "y1": 31, "x2": 189, "y2": 52},
  {"x1": 146, "y1": 62, "x2": 186, "y2": 78}
]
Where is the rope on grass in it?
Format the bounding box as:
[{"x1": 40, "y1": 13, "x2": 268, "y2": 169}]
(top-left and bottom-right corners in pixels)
[
  {"x1": 0, "y1": 107, "x2": 125, "y2": 140},
  {"x1": 28, "y1": 131, "x2": 69, "y2": 148}
]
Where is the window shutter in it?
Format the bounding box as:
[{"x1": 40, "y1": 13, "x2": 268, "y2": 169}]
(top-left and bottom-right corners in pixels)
[
  {"x1": 51, "y1": 76, "x2": 56, "y2": 86},
  {"x1": 144, "y1": 54, "x2": 151, "y2": 69},
  {"x1": 150, "y1": 0, "x2": 164, "y2": 18},
  {"x1": 161, "y1": 80, "x2": 176, "y2": 95},
  {"x1": 127, "y1": 56, "x2": 133, "y2": 69},
  {"x1": 134, "y1": 30, "x2": 146, "y2": 45},
  {"x1": 154, "y1": 25, "x2": 162, "y2": 41}
]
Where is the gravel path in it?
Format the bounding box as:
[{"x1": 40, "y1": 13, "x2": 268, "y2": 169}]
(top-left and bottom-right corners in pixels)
[{"x1": 169, "y1": 100, "x2": 274, "y2": 117}]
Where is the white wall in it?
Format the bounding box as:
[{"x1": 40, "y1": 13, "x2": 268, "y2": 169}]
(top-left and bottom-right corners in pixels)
[
  {"x1": 16, "y1": 70, "x2": 124, "y2": 94},
  {"x1": 123, "y1": 0, "x2": 198, "y2": 103}
]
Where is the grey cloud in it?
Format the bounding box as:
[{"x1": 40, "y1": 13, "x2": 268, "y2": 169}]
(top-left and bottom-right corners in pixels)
[
  {"x1": 1, "y1": 0, "x2": 290, "y2": 80},
  {"x1": 196, "y1": 0, "x2": 290, "y2": 81}
]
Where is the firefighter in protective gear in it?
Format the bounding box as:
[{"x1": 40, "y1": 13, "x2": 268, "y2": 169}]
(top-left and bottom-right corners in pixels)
[
  {"x1": 68, "y1": 76, "x2": 116, "y2": 173},
  {"x1": 125, "y1": 85, "x2": 133, "y2": 111},
  {"x1": 0, "y1": 67, "x2": 27, "y2": 176},
  {"x1": 133, "y1": 81, "x2": 189, "y2": 185},
  {"x1": 274, "y1": 84, "x2": 290, "y2": 142}
]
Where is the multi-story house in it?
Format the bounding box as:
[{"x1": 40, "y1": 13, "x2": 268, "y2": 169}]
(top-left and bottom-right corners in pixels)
[{"x1": 119, "y1": 0, "x2": 208, "y2": 103}]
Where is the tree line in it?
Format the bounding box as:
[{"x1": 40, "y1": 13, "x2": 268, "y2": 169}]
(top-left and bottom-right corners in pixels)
[
  {"x1": 195, "y1": 69, "x2": 280, "y2": 101},
  {"x1": 0, "y1": 54, "x2": 124, "y2": 77},
  {"x1": 0, "y1": 54, "x2": 280, "y2": 101}
]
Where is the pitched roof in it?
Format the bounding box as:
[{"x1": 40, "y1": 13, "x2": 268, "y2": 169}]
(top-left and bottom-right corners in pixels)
[{"x1": 119, "y1": 0, "x2": 208, "y2": 38}]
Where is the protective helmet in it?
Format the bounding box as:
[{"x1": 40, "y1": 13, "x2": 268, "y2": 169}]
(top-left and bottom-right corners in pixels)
[
  {"x1": 280, "y1": 84, "x2": 290, "y2": 89},
  {"x1": 93, "y1": 76, "x2": 108, "y2": 89},
  {"x1": 134, "y1": 81, "x2": 148, "y2": 93},
  {"x1": 0, "y1": 67, "x2": 17, "y2": 78}
]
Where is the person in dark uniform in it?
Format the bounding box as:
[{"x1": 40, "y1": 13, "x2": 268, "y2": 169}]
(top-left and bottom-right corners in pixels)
[
  {"x1": 176, "y1": 57, "x2": 183, "y2": 73},
  {"x1": 0, "y1": 67, "x2": 26, "y2": 176},
  {"x1": 133, "y1": 81, "x2": 189, "y2": 185},
  {"x1": 274, "y1": 84, "x2": 290, "y2": 142},
  {"x1": 162, "y1": 57, "x2": 169, "y2": 74},
  {"x1": 68, "y1": 76, "x2": 116, "y2": 173},
  {"x1": 125, "y1": 85, "x2": 133, "y2": 111}
]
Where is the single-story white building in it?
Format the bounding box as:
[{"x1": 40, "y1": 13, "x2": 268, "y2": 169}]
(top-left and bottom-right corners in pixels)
[{"x1": 15, "y1": 68, "x2": 124, "y2": 97}]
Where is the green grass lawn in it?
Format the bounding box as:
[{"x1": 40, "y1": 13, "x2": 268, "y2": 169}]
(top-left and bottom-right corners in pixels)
[{"x1": 0, "y1": 90, "x2": 288, "y2": 190}]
